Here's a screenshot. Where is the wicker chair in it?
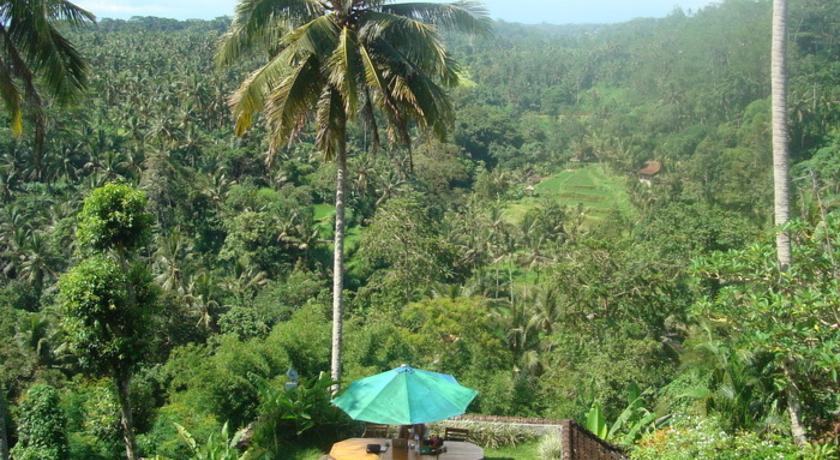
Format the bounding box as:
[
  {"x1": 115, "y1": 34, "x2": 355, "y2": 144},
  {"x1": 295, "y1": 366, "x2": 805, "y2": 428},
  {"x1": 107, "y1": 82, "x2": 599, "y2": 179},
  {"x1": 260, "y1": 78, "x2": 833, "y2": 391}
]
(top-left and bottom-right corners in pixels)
[
  {"x1": 444, "y1": 427, "x2": 470, "y2": 442},
  {"x1": 362, "y1": 423, "x2": 389, "y2": 438}
]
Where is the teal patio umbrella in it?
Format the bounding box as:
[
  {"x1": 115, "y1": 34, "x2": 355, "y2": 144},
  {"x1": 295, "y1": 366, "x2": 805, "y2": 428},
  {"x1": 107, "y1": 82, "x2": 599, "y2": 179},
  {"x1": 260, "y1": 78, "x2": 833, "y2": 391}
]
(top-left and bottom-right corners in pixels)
[{"x1": 331, "y1": 365, "x2": 478, "y2": 425}]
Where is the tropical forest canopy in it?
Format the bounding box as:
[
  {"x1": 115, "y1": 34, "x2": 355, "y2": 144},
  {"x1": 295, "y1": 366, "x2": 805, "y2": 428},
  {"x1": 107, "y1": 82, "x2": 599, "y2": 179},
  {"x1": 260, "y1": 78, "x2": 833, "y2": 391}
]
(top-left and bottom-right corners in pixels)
[{"x1": 0, "y1": 0, "x2": 838, "y2": 459}]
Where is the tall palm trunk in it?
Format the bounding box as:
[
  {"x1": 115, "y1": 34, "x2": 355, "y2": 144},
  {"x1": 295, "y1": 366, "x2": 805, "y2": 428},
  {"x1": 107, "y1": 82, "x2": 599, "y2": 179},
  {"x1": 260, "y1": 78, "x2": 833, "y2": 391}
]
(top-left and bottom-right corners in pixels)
[
  {"x1": 330, "y1": 137, "x2": 347, "y2": 390},
  {"x1": 0, "y1": 385, "x2": 9, "y2": 460},
  {"x1": 772, "y1": 0, "x2": 791, "y2": 269},
  {"x1": 771, "y1": 0, "x2": 806, "y2": 446},
  {"x1": 115, "y1": 373, "x2": 138, "y2": 460}
]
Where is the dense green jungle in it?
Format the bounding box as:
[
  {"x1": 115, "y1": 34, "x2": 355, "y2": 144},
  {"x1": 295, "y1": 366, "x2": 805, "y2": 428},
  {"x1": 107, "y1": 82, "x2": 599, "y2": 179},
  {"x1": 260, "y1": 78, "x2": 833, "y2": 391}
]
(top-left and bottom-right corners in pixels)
[{"x1": 0, "y1": 0, "x2": 838, "y2": 459}]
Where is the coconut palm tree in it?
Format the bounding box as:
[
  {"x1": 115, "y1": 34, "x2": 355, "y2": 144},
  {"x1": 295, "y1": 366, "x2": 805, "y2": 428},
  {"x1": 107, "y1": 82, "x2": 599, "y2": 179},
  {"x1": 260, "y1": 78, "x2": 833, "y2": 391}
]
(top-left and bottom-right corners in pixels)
[
  {"x1": 0, "y1": 1, "x2": 95, "y2": 174},
  {"x1": 219, "y1": 0, "x2": 491, "y2": 386}
]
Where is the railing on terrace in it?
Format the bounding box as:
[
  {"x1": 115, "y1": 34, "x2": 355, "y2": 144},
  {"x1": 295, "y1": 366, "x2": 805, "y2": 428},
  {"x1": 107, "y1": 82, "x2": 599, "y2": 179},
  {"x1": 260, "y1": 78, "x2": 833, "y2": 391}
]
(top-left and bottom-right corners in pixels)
[{"x1": 448, "y1": 415, "x2": 627, "y2": 460}]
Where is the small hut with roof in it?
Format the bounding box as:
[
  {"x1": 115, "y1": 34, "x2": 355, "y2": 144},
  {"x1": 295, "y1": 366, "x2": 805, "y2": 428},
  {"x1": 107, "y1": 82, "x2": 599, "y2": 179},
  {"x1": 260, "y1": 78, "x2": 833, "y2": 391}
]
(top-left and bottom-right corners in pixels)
[{"x1": 638, "y1": 160, "x2": 662, "y2": 186}]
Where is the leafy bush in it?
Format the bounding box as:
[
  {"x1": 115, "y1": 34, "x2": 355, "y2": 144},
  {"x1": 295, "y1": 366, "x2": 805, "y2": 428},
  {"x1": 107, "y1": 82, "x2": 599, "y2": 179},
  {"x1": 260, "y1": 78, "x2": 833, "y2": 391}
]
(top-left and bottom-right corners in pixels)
[
  {"x1": 250, "y1": 373, "x2": 354, "y2": 456},
  {"x1": 11, "y1": 384, "x2": 69, "y2": 460},
  {"x1": 173, "y1": 422, "x2": 258, "y2": 460},
  {"x1": 163, "y1": 336, "x2": 290, "y2": 430},
  {"x1": 218, "y1": 306, "x2": 269, "y2": 340},
  {"x1": 138, "y1": 401, "x2": 219, "y2": 459},
  {"x1": 75, "y1": 183, "x2": 153, "y2": 253},
  {"x1": 58, "y1": 256, "x2": 158, "y2": 374},
  {"x1": 582, "y1": 384, "x2": 660, "y2": 446},
  {"x1": 629, "y1": 415, "x2": 830, "y2": 460}
]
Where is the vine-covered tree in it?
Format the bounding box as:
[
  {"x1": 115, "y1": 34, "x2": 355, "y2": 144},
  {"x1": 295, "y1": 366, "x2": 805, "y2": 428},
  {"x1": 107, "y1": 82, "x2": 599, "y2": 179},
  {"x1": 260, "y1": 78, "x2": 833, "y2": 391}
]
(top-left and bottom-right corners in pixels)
[
  {"x1": 58, "y1": 183, "x2": 158, "y2": 460},
  {"x1": 218, "y1": 0, "x2": 491, "y2": 385}
]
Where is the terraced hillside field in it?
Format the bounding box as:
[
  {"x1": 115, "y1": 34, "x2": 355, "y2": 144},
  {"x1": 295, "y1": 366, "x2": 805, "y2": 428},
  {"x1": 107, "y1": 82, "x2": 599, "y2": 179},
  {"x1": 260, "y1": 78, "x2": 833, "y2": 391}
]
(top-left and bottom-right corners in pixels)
[{"x1": 504, "y1": 164, "x2": 634, "y2": 224}]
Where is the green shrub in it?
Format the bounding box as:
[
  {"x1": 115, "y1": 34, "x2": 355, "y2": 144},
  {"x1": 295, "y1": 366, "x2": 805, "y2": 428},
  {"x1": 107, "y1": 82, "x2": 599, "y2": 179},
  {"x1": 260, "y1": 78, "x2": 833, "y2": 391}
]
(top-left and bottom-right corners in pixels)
[
  {"x1": 75, "y1": 183, "x2": 153, "y2": 253},
  {"x1": 630, "y1": 415, "x2": 811, "y2": 460},
  {"x1": 163, "y1": 337, "x2": 289, "y2": 430},
  {"x1": 250, "y1": 373, "x2": 353, "y2": 455},
  {"x1": 11, "y1": 384, "x2": 69, "y2": 460},
  {"x1": 138, "y1": 402, "x2": 219, "y2": 459},
  {"x1": 173, "y1": 422, "x2": 256, "y2": 460}
]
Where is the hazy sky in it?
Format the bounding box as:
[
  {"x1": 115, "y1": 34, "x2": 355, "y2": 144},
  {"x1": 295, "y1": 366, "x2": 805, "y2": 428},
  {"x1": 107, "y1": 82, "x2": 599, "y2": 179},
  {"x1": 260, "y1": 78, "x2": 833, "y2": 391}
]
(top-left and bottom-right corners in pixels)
[{"x1": 76, "y1": 1, "x2": 720, "y2": 24}]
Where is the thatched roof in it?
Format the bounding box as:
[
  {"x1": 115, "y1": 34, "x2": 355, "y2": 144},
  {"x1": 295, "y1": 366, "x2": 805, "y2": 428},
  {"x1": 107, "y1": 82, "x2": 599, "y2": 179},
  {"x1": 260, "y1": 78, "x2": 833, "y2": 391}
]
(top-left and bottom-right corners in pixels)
[{"x1": 638, "y1": 160, "x2": 662, "y2": 176}]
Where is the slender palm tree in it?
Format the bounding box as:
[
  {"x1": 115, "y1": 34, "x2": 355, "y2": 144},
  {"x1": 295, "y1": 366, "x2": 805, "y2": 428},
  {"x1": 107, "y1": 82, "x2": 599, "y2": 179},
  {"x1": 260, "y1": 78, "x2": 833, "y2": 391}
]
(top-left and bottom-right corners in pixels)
[
  {"x1": 0, "y1": 1, "x2": 94, "y2": 174},
  {"x1": 771, "y1": 0, "x2": 806, "y2": 446},
  {"x1": 219, "y1": 0, "x2": 491, "y2": 386}
]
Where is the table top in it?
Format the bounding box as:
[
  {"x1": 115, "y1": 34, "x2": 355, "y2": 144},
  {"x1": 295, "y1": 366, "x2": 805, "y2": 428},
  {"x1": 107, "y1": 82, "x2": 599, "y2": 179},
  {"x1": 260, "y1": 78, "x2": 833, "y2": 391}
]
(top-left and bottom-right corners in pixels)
[{"x1": 329, "y1": 438, "x2": 484, "y2": 460}]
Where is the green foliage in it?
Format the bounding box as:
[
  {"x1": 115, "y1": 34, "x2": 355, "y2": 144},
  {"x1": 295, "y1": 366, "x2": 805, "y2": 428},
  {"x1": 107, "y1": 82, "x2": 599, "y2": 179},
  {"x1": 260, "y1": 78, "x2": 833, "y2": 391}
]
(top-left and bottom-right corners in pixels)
[
  {"x1": 163, "y1": 336, "x2": 289, "y2": 430},
  {"x1": 630, "y1": 415, "x2": 832, "y2": 460},
  {"x1": 11, "y1": 384, "x2": 68, "y2": 460},
  {"x1": 690, "y1": 216, "x2": 840, "y2": 428},
  {"x1": 76, "y1": 183, "x2": 153, "y2": 254},
  {"x1": 251, "y1": 374, "x2": 351, "y2": 455},
  {"x1": 356, "y1": 192, "x2": 461, "y2": 308},
  {"x1": 401, "y1": 297, "x2": 511, "y2": 381},
  {"x1": 265, "y1": 303, "x2": 331, "y2": 378},
  {"x1": 58, "y1": 256, "x2": 158, "y2": 375},
  {"x1": 583, "y1": 384, "x2": 660, "y2": 446},
  {"x1": 217, "y1": 306, "x2": 269, "y2": 340},
  {"x1": 0, "y1": 0, "x2": 94, "y2": 139},
  {"x1": 584, "y1": 403, "x2": 608, "y2": 440},
  {"x1": 138, "y1": 402, "x2": 219, "y2": 459},
  {"x1": 174, "y1": 422, "x2": 257, "y2": 460},
  {"x1": 219, "y1": 211, "x2": 289, "y2": 277}
]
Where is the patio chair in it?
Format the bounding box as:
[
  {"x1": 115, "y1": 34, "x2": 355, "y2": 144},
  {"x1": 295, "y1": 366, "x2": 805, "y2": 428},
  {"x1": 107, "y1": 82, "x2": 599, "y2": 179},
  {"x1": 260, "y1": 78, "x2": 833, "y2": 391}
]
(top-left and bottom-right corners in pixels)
[
  {"x1": 362, "y1": 423, "x2": 389, "y2": 438},
  {"x1": 444, "y1": 427, "x2": 470, "y2": 442},
  {"x1": 398, "y1": 423, "x2": 427, "y2": 439}
]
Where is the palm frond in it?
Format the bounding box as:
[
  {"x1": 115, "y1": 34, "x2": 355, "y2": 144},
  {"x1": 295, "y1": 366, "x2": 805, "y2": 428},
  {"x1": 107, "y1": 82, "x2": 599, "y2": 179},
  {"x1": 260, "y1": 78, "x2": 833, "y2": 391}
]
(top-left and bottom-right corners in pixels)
[
  {"x1": 264, "y1": 55, "x2": 324, "y2": 153},
  {"x1": 380, "y1": 1, "x2": 492, "y2": 35},
  {"x1": 217, "y1": 15, "x2": 291, "y2": 67},
  {"x1": 48, "y1": 0, "x2": 96, "y2": 25},
  {"x1": 327, "y1": 26, "x2": 363, "y2": 115},
  {"x1": 6, "y1": 2, "x2": 91, "y2": 102},
  {"x1": 359, "y1": 44, "x2": 407, "y2": 144},
  {"x1": 280, "y1": 14, "x2": 340, "y2": 58},
  {"x1": 359, "y1": 11, "x2": 460, "y2": 84},
  {"x1": 315, "y1": 88, "x2": 346, "y2": 161},
  {"x1": 229, "y1": 48, "x2": 295, "y2": 135},
  {"x1": 368, "y1": 39, "x2": 454, "y2": 138},
  {"x1": 0, "y1": 55, "x2": 23, "y2": 136},
  {"x1": 361, "y1": 87, "x2": 381, "y2": 151},
  {"x1": 359, "y1": 12, "x2": 444, "y2": 68},
  {"x1": 217, "y1": 0, "x2": 323, "y2": 66}
]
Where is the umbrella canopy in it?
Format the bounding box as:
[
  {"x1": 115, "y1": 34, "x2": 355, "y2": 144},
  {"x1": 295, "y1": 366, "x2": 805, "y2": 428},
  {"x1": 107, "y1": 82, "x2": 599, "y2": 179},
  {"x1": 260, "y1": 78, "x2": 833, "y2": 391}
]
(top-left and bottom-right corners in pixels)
[{"x1": 331, "y1": 365, "x2": 477, "y2": 425}]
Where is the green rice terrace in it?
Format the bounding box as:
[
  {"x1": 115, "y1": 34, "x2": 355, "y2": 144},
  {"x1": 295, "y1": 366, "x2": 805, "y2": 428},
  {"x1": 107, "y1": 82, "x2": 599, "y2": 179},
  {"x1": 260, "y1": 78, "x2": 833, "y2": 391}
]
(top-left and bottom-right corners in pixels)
[{"x1": 503, "y1": 164, "x2": 634, "y2": 225}]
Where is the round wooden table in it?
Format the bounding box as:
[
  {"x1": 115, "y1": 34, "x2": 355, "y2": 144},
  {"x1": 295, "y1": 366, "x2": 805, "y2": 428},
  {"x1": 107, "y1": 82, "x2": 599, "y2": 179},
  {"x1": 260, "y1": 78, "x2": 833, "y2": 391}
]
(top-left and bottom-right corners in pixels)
[{"x1": 329, "y1": 438, "x2": 484, "y2": 460}]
